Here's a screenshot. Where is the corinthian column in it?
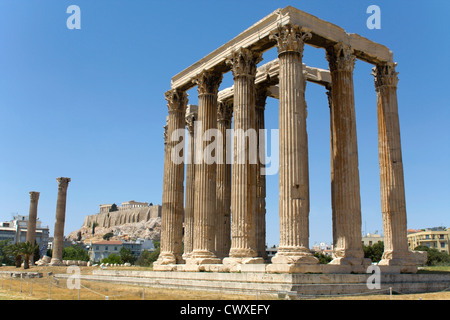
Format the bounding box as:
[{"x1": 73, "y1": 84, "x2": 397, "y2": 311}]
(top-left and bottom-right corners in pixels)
[
  {"x1": 27, "y1": 191, "x2": 40, "y2": 264},
  {"x1": 215, "y1": 101, "x2": 232, "y2": 259},
  {"x1": 183, "y1": 105, "x2": 198, "y2": 259},
  {"x1": 50, "y1": 177, "x2": 70, "y2": 266},
  {"x1": 255, "y1": 86, "x2": 268, "y2": 260},
  {"x1": 187, "y1": 69, "x2": 223, "y2": 265},
  {"x1": 373, "y1": 62, "x2": 415, "y2": 269},
  {"x1": 269, "y1": 24, "x2": 318, "y2": 267},
  {"x1": 326, "y1": 43, "x2": 369, "y2": 267},
  {"x1": 155, "y1": 89, "x2": 187, "y2": 266},
  {"x1": 223, "y1": 47, "x2": 264, "y2": 265}
]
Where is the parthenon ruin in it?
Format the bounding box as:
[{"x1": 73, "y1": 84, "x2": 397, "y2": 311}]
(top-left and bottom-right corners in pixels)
[{"x1": 155, "y1": 6, "x2": 419, "y2": 273}]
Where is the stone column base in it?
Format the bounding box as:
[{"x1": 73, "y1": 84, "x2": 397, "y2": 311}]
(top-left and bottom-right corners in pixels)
[
  {"x1": 186, "y1": 250, "x2": 221, "y2": 266},
  {"x1": 49, "y1": 258, "x2": 65, "y2": 266},
  {"x1": 329, "y1": 256, "x2": 372, "y2": 267},
  {"x1": 154, "y1": 252, "x2": 181, "y2": 266}
]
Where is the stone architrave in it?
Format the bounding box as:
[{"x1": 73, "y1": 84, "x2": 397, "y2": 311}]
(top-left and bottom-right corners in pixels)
[
  {"x1": 183, "y1": 105, "x2": 198, "y2": 259},
  {"x1": 187, "y1": 69, "x2": 223, "y2": 265},
  {"x1": 50, "y1": 177, "x2": 70, "y2": 266},
  {"x1": 373, "y1": 62, "x2": 415, "y2": 270},
  {"x1": 215, "y1": 101, "x2": 233, "y2": 259},
  {"x1": 155, "y1": 89, "x2": 187, "y2": 266},
  {"x1": 268, "y1": 24, "x2": 318, "y2": 268},
  {"x1": 255, "y1": 85, "x2": 268, "y2": 261},
  {"x1": 326, "y1": 43, "x2": 370, "y2": 267},
  {"x1": 223, "y1": 47, "x2": 264, "y2": 265}
]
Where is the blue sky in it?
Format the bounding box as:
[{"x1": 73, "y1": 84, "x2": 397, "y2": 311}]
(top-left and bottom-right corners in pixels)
[{"x1": 0, "y1": 0, "x2": 448, "y2": 248}]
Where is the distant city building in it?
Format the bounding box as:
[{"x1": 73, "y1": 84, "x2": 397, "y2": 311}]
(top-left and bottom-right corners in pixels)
[
  {"x1": 361, "y1": 233, "x2": 383, "y2": 246},
  {"x1": 312, "y1": 242, "x2": 333, "y2": 257},
  {"x1": 407, "y1": 227, "x2": 450, "y2": 255},
  {"x1": 89, "y1": 240, "x2": 123, "y2": 262},
  {"x1": 88, "y1": 238, "x2": 156, "y2": 262},
  {"x1": 0, "y1": 215, "x2": 49, "y2": 256}
]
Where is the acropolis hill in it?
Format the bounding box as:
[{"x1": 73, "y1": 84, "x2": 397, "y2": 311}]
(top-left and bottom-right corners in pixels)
[{"x1": 67, "y1": 201, "x2": 161, "y2": 242}]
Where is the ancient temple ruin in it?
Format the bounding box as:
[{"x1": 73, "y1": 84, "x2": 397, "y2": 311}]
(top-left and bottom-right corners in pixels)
[{"x1": 155, "y1": 6, "x2": 419, "y2": 273}]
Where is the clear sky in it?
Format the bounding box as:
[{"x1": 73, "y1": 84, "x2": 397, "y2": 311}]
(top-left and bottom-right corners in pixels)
[{"x1": 0, "y1": 0, "x2": 448, "y2": 248}]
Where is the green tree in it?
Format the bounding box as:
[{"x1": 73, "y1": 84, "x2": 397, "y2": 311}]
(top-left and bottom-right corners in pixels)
[
  {"x1": 4, "y1": 243, "x2": 23, "y2": 268},
  {"x1": 135, "y1": 247, "x2": 160, "y2": 267},
  {"x1": 103, "y1": 232, "x2": 114, "y2": 241},
  {"x1": 0, "y1": 240, "x2": 14, "y2": 266},
  {"x1": 62, "y1": 245, "x2": 90, "y2": 262},
  {"x1": 101, "y1": 253, "x2": 123, "y2": 264},
  {"x1": 109, "y1": 204, "x2": 119, "y2": 212},
  {"x1": 313, "y1": 252, "x2": 332, "y2": 264},
  {"x1": 362, "y1": 241, "x2": 384, "y2": 263},
  {"x1": 92, "y1": 222, "x2": 99, "y2": 235},
  {"x1": 119, "y1": 247, "x2": 136, "y2": 264},
  {"x1": 19, "y1": 241, "x2": 38, "y2": 270},
  {"x1": 414, "y1": 245, "x2": 450, "y2": 266}
]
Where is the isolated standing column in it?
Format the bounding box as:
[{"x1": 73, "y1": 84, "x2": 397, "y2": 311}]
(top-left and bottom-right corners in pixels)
[
  {"x1": 50, "y1": 177, "x2": 70, "y2": 266},
  {"x1": 26, "y1": 191, "x2": 40, "y2": 264}
]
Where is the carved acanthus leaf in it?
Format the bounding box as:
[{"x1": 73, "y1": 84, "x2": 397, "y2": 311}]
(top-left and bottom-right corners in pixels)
[{"x1": 269, "y1": 24, "x2": 312, "y2": 56}]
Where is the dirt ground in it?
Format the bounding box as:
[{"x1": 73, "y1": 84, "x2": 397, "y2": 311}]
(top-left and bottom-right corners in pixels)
[{"x1": 0, "y1": 265, "x2": 448, "y2": 300}]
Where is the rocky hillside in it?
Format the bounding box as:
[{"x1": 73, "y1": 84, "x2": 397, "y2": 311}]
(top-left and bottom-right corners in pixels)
[{"x1": 67, "y1": 217, "x2": 161, "y2": 243}]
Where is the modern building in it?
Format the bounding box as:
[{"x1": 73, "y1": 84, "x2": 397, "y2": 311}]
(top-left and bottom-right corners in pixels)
[
  {"x1": 0, "y1": 215, "x2": 49, "y2": 255},
  {"x1": 312, "y1": 242, "x2": 333, "y2": 257},
  {"x1": 361, "y1": 233, "x2": 383, "y2": 246},
  {"x1": 407, "y1": 227, "x2": 450, "y2": 254},
  {"x1": 88, "y1": 238, "x2": 156, "y2": 262},
  {"x1": 89, "y1": 240, "x2": 123, "y2": 262}
]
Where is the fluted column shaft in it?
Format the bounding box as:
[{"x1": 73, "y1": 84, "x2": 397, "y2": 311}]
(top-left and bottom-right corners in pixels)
[
  {"x1": 50, "y1": 177, "x2": 70, "y2": 265},
  {"x1": 215, "y1": 101, "x2": 232, "y2": 258},
  {"x1": 326, "y1": 43, "x2": 367, "y2": 265},
  {"x1": 224, "y1": 47, "x2": 263, "y2": 263},
  {"x1": 183, "y1": 106, "x2": 198, "y2": 258},
  {"x1": 26, "y1": 191, "x2": 40, "y2": 245},
  {"x1": 255, "y1": 87, "x2": 267, "y2": 260},
  {"x1": 374, "y1": 63, "x2": 412, "y2": 266},
  {"x1": 188, "y1": 70, "x2": 223, "y2": 264},
  {"x1": 156, "y1": 89, "x2": 187, "y2": 265},
  {"x1": 270, "y1": 24, "x2": 317, "y2": 265}
]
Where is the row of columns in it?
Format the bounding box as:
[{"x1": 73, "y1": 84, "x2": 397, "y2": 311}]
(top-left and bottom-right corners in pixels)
[
  {"x1": 156, "y1": 23, "x2": 414, "y2": 270},
  {"x1": 24, "y1": 177, "x2": 71, "y2": 266}
]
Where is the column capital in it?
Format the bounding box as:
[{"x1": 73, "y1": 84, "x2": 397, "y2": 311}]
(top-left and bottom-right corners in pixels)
[
  {"x1": 194, "y1": 69, "x2": 223, "y2": 97},
  {"x1": 185, "y1": 105, "x2": 198, "y2": 135},
  {"x1": 226, "y1": 47, "x2": 263, "y2": 79},
  {"x1": 269, "y1": 24, "x2": 312, "y2": 56},
  {"x1": 373, "y1": 62, "x2": 399, "y2": 90},
  {"x1": 326, "y1": 42, "x2": 356, "y2": 73},
  {"x1": 29, "y1": 191, "x2": 40, "y2": 201},
  {"x1": 165, "y1": 89, "x2": 188, "y2": 114},
  {"x1": 56, "y1": 177, "x2": 71, "y2": 190},
  {"x1": 217, "y1": 101, "x2": 233, "y2": 124}
]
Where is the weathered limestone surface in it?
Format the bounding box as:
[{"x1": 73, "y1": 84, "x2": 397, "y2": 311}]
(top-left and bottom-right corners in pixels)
[
  {"x1": 183, "y1": 105, "x2": 198, "y2": 259},
  {"x1": 26, "y1": 191, "x2": 40, "y2": 245},
  {"x1": 50, "y1": 177, "x2": 70, "y2": 266},
  {"x1": 373, "y1": 62, "x2": 415, "y2": 269},
  {"x1": 215, "y1": 101, "x2": 232, "y2": 259},
  {"x1": 82, "y1": 205, "x2": 161, "y2": 228},
  {"x1": 187, "y1": 70, "x2": 223, "y2": 265},
  {"x1": 223, "y1": 47, "x2": 264, "y2": 266},
  {"x1": 268, "y1": 24, "x2": 318, "y2": 270},
  {"x1": 155, "y1": 89, "x2": 187, "y2": 265},
  {"x1": 326, "y1": 43, "x2": 370, "y2": 267}
]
